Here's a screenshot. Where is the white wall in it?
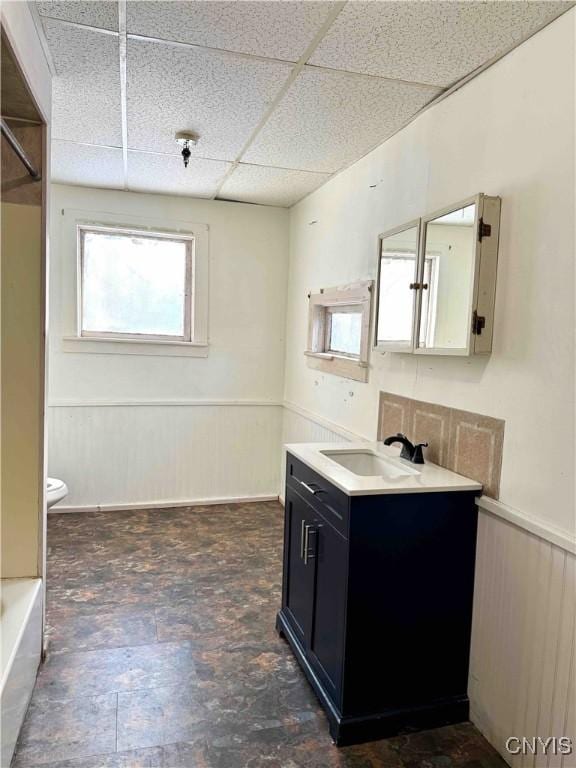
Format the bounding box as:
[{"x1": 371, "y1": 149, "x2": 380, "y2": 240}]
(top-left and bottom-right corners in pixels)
[
  {"x1": 282, "y1": 11, "x2": 575, "y2": 764},
  {"x1": 48, "y1": 185, "x2": 288, "y2": 508},
  {"x1": 285, "y1": 11, "x2": 575, "y2": 537}
]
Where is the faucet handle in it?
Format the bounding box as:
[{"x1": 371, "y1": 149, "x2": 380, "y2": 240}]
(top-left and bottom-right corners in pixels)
[{"x1": 412, "y1": 442, "x2": 428, "y2": 464}]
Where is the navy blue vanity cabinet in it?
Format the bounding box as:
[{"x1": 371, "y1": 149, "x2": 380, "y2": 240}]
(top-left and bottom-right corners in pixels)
[
  {"x1": 281, "y1": 483, "x2": 348, "y2": 701},
  {"x1": 277, "y1": 453, "x2": 479, "y2": 746},
  {"x1": 281, "y1": 485, "x2": 318, "y2": 648}
]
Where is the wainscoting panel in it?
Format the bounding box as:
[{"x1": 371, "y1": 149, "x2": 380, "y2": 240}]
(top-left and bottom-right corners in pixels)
[
  {"x1": 280, "y1": 403, "x2": 356, "y2": 500},
  {"x1": 48, "y1": 403, "x2": 283, "y2": 509},
  {"x1": 470, "y1": 511, "x2": 575, "y2": 768}
]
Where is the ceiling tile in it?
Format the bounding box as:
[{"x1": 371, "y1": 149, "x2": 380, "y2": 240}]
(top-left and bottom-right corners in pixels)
[
  {"x1": 218, "y1": 164, "x2": 330, "y2": 207},
  {"x1": 309, "y1": 1, "x2": 572, "y2": 87},
  {"x1": 126, "y1": 38, "x2": 292, "y2": 160},
  {"x1": 243, "y1": 67, "x2": 441, "y2": 174},
  {"x1": 51, "y1": 141, "x2": 124, "y2": 188},
  {"x1": 36, "y1": 1, "x2": 118, "y2": 31},
  {"x1": 127, "y1": 151, "x2": 231, "y2": 197},
  {"x1": 42, "y1": 19, "x2": 122, "y2": 146},
  {"x1": 127, "y1": 1, "x2": 334, "y2": 62}
]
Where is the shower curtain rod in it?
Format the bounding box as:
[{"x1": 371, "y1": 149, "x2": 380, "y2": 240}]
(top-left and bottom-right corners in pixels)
[{"x1": 1, "y1": 118, "x2": 41, "y2": 181}]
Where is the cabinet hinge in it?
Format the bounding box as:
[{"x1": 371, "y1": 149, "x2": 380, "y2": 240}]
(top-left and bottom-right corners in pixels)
[
  {"x1": 478, "y1": 217, "x2": 492, "y2": 241},
  {"x1": 472, "y1": 310, "x2": 486, "y2": 335}
]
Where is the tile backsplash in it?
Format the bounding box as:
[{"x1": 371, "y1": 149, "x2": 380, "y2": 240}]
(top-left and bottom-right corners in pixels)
[{"x1": 378, "y1": 392, "x2": 505, "y2": 499}]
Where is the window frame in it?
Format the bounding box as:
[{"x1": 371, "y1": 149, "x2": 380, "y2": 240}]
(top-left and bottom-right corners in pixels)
[
  {"x1": 305, "y1": 280, "x2": 373, "y2": 383},
  {"x1": 78, "y1": 225, "x2": 195, "y2": 343},
  {"x1": 61, "y1": 210, "x2": 209, "y2": 358}
]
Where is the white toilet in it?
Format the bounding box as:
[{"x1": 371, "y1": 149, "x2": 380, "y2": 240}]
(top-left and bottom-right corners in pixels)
[{"x1": 47, "y1": 477, "x2": 68, "y2": 509}]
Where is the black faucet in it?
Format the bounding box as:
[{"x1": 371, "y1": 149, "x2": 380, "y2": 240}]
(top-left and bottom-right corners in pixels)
[{"x1": 383, "y1": 433, "x2": 428, "y2": 464}]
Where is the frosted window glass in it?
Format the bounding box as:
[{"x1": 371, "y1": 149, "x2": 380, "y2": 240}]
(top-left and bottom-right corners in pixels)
[
  {"x1": 82, "y1": 230, "x2": 189, "y2": 338},
  {"x1": 328, "y1": 311, "x2": 362, "y2": 355}
]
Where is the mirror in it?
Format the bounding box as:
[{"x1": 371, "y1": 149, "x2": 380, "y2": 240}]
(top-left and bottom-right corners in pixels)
[
  {"x1": 376, "y1": 223, "x2": 419, "y2": 348},
  {"x1": 418, "y1": 203, "x2": 477, "y2": 350}
]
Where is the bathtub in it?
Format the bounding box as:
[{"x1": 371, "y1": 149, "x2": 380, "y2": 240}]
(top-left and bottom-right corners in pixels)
[{"x1": 0, "y1": 579, "x2": 42, "y2": 766}]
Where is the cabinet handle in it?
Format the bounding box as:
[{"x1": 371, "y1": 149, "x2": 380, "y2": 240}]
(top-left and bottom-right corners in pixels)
[
  {"x1": 300, "y1": 519, "x2": 306, "y2": 559},
  {"x1": 300, "y1": 480, "x2": 318, "y2": 496},
  {"x1": 303, "y1": 525, "x2": 317, "y2": 565}
]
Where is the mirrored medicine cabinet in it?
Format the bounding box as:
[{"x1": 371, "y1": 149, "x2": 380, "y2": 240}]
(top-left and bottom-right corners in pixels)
[{"x1": 375, "y1": 194, "x2": 501, "y2": 356}]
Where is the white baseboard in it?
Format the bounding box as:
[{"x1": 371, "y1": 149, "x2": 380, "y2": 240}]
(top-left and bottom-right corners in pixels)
[{"x1": 50, "y1": 494, "x2": 280, "y2": 514}]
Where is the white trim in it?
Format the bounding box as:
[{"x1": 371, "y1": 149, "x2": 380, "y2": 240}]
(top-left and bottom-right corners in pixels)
[
  {"x1": 50, "y1": 494, "x2": 280, "y2": 514},
  {"x1": 306, "y1": 280, "x2": 373, "y2": 382},
  {"x1": 77, "y1": 224, "x2": 195, "y2": 343},
  {"x1": 60, "y1": 208, "x2": 210, "y2": 355},
  {"x1": 477, "y1": 496, "x2": 575, "y2": 555},
  {"x1": 62, "y1": 336, "x2": 209, "y2": 357},
  {"x1": 48, "y1": 398, "x2": 282, "y2": 407}
]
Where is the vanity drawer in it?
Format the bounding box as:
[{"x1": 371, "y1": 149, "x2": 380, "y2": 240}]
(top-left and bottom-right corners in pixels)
[{"x1": 286, "y1": 454, "x2": 349, "y2": 538}]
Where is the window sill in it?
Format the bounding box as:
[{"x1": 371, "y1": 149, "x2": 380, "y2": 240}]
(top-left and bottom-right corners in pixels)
[
  {"x1": 62, "y1": 336, "x2": 209, "y2": 358},
  {"x1": 304, "y1": 350, "x2": 368, "y2": 382},
  {"x1": 304, "y1": 351, "x2": 367, "y2": 366}
]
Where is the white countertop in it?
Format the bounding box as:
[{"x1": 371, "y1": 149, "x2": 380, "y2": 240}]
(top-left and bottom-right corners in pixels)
[{"x1": 285, "y1": 441, "x2": 482, "y2": 497}]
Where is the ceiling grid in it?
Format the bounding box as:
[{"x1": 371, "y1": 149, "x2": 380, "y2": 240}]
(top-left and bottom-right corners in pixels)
[
  {"x1": 118, "y1": 0, "x2": 128, "y2": 189},
  {"x1": 34, "y1": 0, "x2": 574, "y2": 207},
  {"x1": 211, "y1": 0, "x2": 346, "y2": 201}
]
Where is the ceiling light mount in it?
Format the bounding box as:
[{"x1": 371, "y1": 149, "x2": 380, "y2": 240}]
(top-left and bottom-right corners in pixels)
[{"x1": 175, "y1": 131, "x2": 199, "y2": 169}]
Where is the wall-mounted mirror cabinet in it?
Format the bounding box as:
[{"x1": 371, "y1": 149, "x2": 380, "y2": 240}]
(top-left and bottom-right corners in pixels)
[{"x1": 375, "y1": 194, "x2": 501, "y2": 356}]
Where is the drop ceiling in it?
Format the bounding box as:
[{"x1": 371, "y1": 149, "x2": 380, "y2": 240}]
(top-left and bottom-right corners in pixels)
[{"x1": 34, "y1": 0, "x2": 572, "y2": 207}]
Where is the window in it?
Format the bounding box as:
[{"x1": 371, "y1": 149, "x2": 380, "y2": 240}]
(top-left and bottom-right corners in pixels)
[
  {"x1": 80, "y1": 227, "x2": 193, "y2": 341},
  {"x1": 325, "y1": 306, "x2": 363, "y2": 357},
  {"x1": 306, "y1": 281, "x2": 373, "y2": 382}
]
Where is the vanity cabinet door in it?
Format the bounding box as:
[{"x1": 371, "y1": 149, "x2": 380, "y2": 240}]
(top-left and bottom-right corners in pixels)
[
  {"x1": 282, "y1": 486, "x2": 317, "y2": 648},
  {"x1": 308, "y1": 519, "x2": 348, "y2": 703}
]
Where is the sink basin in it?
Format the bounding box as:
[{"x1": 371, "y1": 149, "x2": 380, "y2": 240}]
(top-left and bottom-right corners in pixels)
[{"x1": 320, "y1": 449, "x2": 420, "y2": 479}]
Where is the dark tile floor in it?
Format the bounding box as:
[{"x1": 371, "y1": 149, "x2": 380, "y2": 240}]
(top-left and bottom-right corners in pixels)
[{"x1": 14, "y1": 502, "x2": 507, "y2": 768}]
